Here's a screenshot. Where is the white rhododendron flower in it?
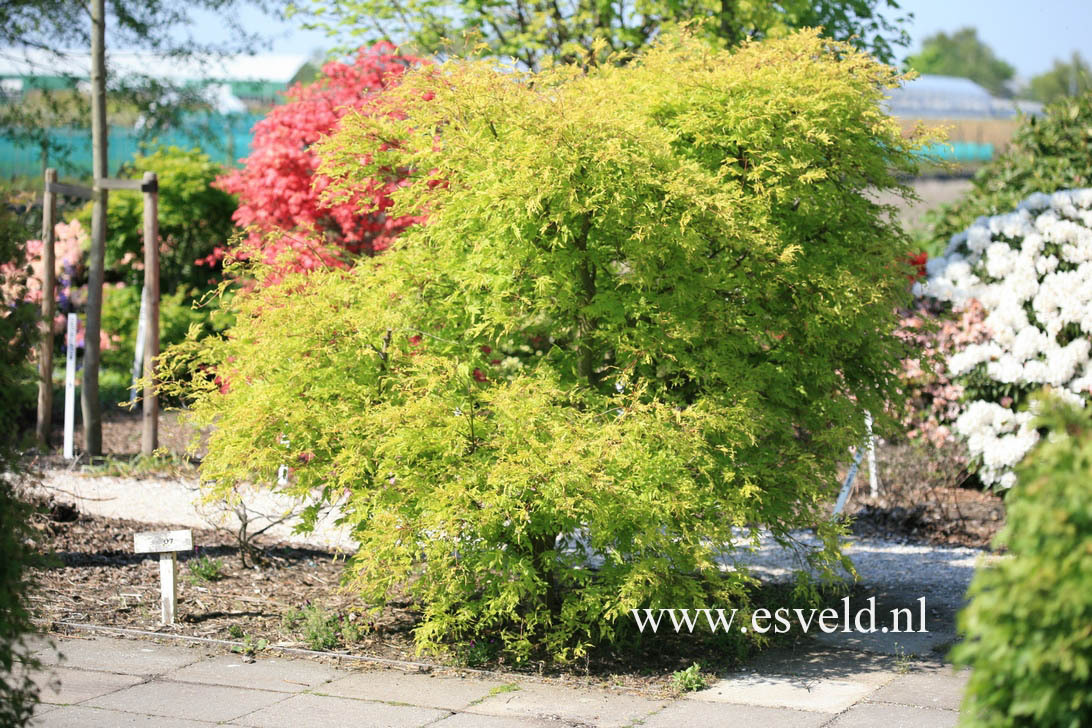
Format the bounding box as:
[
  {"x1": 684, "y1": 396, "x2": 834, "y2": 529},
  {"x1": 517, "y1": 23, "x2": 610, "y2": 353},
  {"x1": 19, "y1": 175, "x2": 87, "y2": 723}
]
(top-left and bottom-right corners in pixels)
[{"x1": 918, "y1": 188, "x2": 1092, "y2": 488}]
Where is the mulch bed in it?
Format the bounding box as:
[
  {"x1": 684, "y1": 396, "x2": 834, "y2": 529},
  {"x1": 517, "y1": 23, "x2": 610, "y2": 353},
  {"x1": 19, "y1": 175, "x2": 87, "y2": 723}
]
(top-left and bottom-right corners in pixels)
[
  {"x1": 25, "y1": 412, "x2": 1005, "y2": 694},
  {"x1": 843, "y1": 440, "x2": 1005, "y2": 549}
]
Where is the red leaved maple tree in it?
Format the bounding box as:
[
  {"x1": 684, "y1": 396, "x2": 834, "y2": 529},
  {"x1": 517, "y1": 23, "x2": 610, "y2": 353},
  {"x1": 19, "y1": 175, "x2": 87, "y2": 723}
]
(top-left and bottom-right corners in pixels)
[{"x1": 212, "y1": 43, "x2": 425, "y2": 275}]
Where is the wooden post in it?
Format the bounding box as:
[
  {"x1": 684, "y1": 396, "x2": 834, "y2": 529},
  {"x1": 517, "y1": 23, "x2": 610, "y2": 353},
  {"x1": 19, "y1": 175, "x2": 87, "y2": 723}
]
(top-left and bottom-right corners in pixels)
[
  {"x1": 36, "y1": 168, "x2": 57, "y2": 447},
  {"x1": 83, "y1": 0, "x2": 108, "y2": 456},
  {"x1": 142, "y1": 172, "x2": 159, "y2": 455},
  {"x1": 134, "y1": 529, "x2": 191, "y2": 625}
]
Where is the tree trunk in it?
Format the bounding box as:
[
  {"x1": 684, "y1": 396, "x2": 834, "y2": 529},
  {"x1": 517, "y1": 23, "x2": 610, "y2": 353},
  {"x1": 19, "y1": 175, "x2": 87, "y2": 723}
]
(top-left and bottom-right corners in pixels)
[
  {"x1": 719, "y1": 0, "x2": 740, "y2": 47},
  {"x1": 84, "y1": 0, "x2": 108, "y2": 455}
]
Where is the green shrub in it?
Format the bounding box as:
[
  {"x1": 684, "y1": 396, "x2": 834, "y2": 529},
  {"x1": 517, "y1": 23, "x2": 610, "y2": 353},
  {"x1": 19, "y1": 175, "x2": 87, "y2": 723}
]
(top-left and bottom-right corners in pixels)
[
  {"x1": 0, "y1": 205, "x2": 42, "y2": 726},
  {"x1": 185, "y1": 555, "x2": 225, "y2": 583},
  {"x1": 281, "y1": 606, "x2": 341, "y2": 651},
  {"x1": 672, "y1": 663, "x2": 707, "y2": 693},
  {"x1": 164, "y1": 30, "x2": 931, "y2": 663},
  {"x1": 100, "y1": 282, "x2": 232, "y2": 381},
  {"x1": 74, "y1": 145, "x2": 238, "y2": 293},
  {"x1": 928, "y1": 92, "x2": 1092, "y2": 250},
  {"x1": 952, "y1": 394, "x2": 1092, "y2": 726}
]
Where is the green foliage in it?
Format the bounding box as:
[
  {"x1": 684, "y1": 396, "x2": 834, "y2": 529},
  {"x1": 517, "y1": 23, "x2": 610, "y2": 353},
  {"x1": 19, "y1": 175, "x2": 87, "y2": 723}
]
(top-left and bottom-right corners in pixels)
[
  {"x1": 927, "y1": 92, "x2": 1092, "y2": 251},
  {"x1": 905, "y1": 27, "x2": 1015, "y2": 98},
  {"x1": 100, "y1": 282, "x2": 232, "y2": 377},
  {"x1": 83, "y1": 451, "x2": 196, "y2": 479},
  {"x1": 671, "y1": 663, "x2": 707, "y2": 693},
  {"x1": 288, "y1": 0, "x2": 911, "y2": 68},
  {"x1": 164, "y1": 30, "x2": 931, "y2": 663},
  {"x1": 0, "y1": 204, "x2": 42, "y2": 727},
  {"x1": 230, "y1": 632, "x2": 269, "y2": 656},
  {"x1": 1026, "y1": 52, "x2": 1092, "y2": 105},
  {"x1": 281, "y1": 606, "x2": 342, "y2": 651},
  {"x1": 74, "y1": 146, "x2": 238, "y2": 293},
  {"x1": 185, "y1": 555, "x2": 225, "y2": 583},
  {"x1": 952, "y1": 394, "x2": 1092, "y2": 726}
]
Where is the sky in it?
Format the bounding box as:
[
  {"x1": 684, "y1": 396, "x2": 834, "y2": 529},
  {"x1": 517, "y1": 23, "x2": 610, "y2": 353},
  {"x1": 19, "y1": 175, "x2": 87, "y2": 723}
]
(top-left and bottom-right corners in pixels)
[{"x1": 193, "y1": 0, "x2": 1092, "y2": 79}]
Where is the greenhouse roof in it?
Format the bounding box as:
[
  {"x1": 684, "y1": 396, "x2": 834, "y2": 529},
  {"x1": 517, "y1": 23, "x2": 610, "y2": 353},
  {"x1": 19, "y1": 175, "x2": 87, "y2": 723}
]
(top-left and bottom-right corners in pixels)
[{"x1": 885, "y1": 74, "x2": 1043, "y2": 119}]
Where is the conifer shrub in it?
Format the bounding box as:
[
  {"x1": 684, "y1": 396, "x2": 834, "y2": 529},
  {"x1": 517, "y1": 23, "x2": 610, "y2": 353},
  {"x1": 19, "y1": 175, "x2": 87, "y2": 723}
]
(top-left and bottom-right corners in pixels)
[
  {"x1": 164, "y1": 30, "x2": 932, "y2": 661},
  {"x1": 952, "y1": 394, "x2": 1092, "y2": 726}
]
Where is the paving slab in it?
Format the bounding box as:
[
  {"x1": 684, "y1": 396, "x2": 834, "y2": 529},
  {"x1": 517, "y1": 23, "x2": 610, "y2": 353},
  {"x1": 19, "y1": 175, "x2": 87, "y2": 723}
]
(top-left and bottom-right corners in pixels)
[
  {"x1": 467, "y1": 682, "x2": 666, "y2": 728},
  {"x1": 812, "y1": 590, "x2": 958, "y2": 656},
  {"x1": 31, "y1": 705, "x2": 218, "y2": 727},
  {"x1": 826, "y1": 702, "x2": 958, "y2": 728},
  {"x1": 33, "y1": 636, "x2": 202, "y2": 676},
  {"x1": 230, "y1": 692, "x2": 448, "y2": 728},
  {"x1": 165, "y1": 654, "x2": 339, "y2": 692},
  {"x1": 815, "y1": 627, "x2": 957, "y2": 656},
  {"x1": 32, "y1": 666, "x2": 143, "y2": 705},
  {"x1": 692, "y1": 673, "x2": 876, "y2": 713},
  {"x1": 641, "y1": 700, "x2": 829, "y2": 728},
  {"x1": 318, "y1": 669, "x2": 503, "y2": 710},
  {"x1": 867, "y1": 667, "x2": 970, "y2": 711},
  {"x1": 430, "y1": 712, "x2": 568, "y2": 727},
  {"x1": 738, "y1": 643, "x2": 899, "y2": 687},
  {"x1": 84, "y1": 680, "x2": 288, "y2": 723}
]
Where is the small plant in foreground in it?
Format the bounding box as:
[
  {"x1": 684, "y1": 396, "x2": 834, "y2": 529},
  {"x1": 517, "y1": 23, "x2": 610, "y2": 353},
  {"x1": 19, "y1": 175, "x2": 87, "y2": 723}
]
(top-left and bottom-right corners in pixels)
[
  {"x1": 281, "y1": 606, "x2": 340, "y2": 651},
  {"x1": 231, "y1": 633, "x2": 269, "y2": 657},
  {"x1": 672, "y1": 663, "x2": 707, "y2": 693},
  {"x1": 893, "y1": 642, "x2": 913, "y2": 674},
  {"x1": 186, "y1": 555, "x2": 225, "y2": 583}
]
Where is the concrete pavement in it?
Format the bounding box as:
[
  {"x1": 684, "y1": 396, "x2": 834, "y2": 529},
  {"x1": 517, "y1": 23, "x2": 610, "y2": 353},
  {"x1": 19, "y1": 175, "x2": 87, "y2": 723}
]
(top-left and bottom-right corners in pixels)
[{"x1": 22, "y1": 632, "x2": 968, "y2": 727}]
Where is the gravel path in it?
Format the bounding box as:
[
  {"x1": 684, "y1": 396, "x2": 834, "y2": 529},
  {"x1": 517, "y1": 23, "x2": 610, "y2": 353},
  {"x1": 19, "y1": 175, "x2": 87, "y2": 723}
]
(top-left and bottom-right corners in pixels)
[{"x1": 32, "y1": 469, "x2": 356, "y2": 551}]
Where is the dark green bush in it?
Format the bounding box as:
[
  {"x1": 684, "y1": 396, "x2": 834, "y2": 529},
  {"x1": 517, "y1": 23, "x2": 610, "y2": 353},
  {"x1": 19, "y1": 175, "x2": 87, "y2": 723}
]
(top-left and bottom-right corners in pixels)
[
  {"x1": 928, "y1": 92, "x2": 1092, "y2": 249},
  {"x1": 99, "y1": 283, "x2": 232, "y2": 375},
  {"x1": 0, "y1": 204, "x2": 42, "y2": 727},
  {"x1": 75, "y1": 145, "x2": 237, "y2": 293},
  {"x1": 165, "y1": 30, "x2": 932, "y2": 662},
  {"x1": 952, "y1": 394, "x2": 1092, "y2": 726}
]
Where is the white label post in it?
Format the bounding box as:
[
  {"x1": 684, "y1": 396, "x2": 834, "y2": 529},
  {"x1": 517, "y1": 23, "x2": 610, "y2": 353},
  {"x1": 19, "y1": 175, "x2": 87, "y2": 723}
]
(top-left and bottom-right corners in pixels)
[
  {"x1": 63, "y1": 313, "x2": 77, "y2": 460},
  {"x1": 134, "y1": 529, "x2": 193, "y2": 625},
  {"x1": 129, "y1": 285, "x2": 147, "y2": 407},
  {"x1": 865, "y1": 410, "x2": 880, "y2": 497}
]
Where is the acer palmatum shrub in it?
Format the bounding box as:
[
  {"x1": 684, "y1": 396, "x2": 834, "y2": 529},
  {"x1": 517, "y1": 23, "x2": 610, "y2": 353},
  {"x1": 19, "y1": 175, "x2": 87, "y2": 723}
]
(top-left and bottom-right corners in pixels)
[{"x1": 163, "y1": 30, "x2": 933, "y2": 662}]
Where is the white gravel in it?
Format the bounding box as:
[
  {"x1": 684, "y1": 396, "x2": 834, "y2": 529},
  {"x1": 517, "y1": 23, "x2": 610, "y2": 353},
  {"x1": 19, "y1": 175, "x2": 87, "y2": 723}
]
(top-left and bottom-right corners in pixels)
[{"x1": 31, "y1": 469, "x2": 356, "y2": 551}]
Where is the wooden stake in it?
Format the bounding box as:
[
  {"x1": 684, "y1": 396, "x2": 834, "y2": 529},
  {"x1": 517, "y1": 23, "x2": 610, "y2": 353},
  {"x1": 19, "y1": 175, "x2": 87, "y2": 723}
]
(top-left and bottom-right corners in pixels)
[
  {"x1": 142, "y1": 172, "x2": 159, "y2": 455},
  {"x1": 134, "y1": 529, "x2": 191, "y2": 626},
  {"x1": 36, "y1": 168, "x2": 57, "y2": 447},
  {"x1": 158, "y1": 553, "x2": 177, "y2": 625}
]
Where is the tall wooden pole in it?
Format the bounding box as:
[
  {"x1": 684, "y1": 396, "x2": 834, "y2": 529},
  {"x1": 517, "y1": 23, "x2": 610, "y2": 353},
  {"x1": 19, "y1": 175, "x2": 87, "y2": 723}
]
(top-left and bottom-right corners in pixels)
[
  {"x1": 141, "y1": 172, "x2": 159, "y2": 454},
  {"x1": 36, "y1": 168, "x2": 57, "y2": 447},
  {"x1": 84, "y1": 0, "x2": 108, "y2": 456}
]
